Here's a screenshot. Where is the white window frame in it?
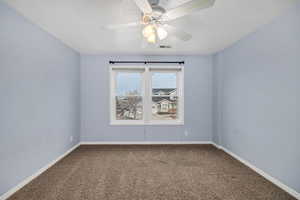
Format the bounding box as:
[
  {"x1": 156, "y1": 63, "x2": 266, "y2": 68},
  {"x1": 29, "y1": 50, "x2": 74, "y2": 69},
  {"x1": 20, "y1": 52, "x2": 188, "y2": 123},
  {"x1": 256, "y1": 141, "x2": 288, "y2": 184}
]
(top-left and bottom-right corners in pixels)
[{"x1": 110, "y1": 65, "x2": 184, "y2": 125}]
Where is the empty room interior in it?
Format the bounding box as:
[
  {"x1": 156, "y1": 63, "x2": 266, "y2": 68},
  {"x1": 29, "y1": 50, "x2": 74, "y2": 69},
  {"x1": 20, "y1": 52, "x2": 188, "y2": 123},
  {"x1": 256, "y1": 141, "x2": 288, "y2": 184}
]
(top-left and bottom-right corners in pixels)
[{"x1": 1, "y1": 0, "x2": 300, "y2": 199}]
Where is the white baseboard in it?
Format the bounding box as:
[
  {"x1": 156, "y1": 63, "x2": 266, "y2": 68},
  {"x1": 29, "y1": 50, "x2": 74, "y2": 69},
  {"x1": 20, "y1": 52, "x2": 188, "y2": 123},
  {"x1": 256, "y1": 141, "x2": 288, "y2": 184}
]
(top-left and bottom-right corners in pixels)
[
  {"x1": 0, "y1": 143, "x2": 80, "y2": 200},
  {"x1": 80, "y1": 141, "x2": 213, "y2": 145},
  {"x1": 211, "y1": 143, "x2": 300, "y2": 200},
  {"x1": 211, "y1": 142, "x2": 222, "y2": 149}
]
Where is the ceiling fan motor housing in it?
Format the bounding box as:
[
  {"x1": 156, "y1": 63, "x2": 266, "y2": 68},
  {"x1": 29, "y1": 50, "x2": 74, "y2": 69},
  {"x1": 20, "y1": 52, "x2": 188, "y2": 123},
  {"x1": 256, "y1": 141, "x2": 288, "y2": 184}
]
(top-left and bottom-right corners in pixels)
[
  {"x1": 141, "y1": 0, "x2": 166, "y2": 24},
  {"x1": 151, "y1": 5, "x2": 166, "y2": 18},
  {"x1": 142, "y1": 6, "x2": 166, "y2": 24},
  {"x1": 148, "y1": 0, "x2": 160, "y2": 6}
]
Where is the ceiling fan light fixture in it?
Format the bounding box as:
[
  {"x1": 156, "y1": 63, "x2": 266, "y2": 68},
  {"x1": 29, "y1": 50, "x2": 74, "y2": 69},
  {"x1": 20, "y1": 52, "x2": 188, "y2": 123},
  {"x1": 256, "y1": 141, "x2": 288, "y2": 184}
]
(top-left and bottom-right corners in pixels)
[
  {"x1": 147, "y1": 33, "x2": 156, "y2": 43},
  {"x1": 157, "y1": 26, "x2": 168, "y2": 40},
  {"x1": 104, "y1": 0, "x2": 212, "y2": 45},
  {"x1": 142, "y1": 24, "x2": 155, "y2": 38}
]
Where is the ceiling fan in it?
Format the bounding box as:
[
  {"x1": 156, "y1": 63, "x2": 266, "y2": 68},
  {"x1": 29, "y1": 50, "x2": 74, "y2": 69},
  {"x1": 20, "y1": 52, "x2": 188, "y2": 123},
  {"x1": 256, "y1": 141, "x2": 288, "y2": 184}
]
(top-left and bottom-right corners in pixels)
[{"x1": 103, "y1": 0, "x2": 215, "y2": 44}]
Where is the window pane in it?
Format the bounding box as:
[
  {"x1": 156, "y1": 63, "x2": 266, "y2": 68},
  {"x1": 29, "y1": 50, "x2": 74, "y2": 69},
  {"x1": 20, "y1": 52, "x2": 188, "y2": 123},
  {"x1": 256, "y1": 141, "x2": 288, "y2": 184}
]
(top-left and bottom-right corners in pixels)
[
  {"x1": 152, "y1": 73, "x2": 177, "y2": 96},
  {"x1": 116, "y1": 72, "x2": 141, "y2": 96},
  {"x1": 152, "y1": 96, "x2": 178, "y2": 120},
  {"x1": 116, "y1": 96, "x2": 143, "y2": 120}
]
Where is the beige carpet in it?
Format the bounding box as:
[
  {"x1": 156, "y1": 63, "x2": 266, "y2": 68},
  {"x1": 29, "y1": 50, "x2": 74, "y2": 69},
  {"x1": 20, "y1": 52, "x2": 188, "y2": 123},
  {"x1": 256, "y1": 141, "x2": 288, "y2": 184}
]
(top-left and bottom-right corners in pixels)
[{"x1": 9, "y1": 145, "x2": 296, "y2": 200}]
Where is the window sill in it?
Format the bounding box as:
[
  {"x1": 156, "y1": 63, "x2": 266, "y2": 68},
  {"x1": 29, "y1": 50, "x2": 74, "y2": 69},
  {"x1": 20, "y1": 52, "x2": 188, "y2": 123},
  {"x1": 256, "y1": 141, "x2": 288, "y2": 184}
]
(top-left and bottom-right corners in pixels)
[{"x1": 110, "y1": 121, "x2": 184, "y2": 126}]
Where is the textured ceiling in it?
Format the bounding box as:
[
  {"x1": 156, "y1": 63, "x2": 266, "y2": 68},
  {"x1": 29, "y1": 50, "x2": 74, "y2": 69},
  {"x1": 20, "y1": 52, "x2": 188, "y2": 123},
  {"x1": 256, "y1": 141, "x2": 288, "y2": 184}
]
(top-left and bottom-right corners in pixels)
[{"x1": 3, "y1": 0, "x2": 298, "y2": 55}]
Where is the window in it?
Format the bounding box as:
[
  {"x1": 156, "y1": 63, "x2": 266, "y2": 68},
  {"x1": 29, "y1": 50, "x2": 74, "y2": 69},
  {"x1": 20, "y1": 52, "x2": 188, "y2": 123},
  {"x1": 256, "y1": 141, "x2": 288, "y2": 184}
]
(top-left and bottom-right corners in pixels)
[
  {"x1": 151, "y1": 72, "x2": 178, "y2": 121},
  {"x1": 110, "y1": 65, "x2": 184, "y2": 125},
  {"x1": 115, "y1": 72, "x2": 143, "y2": 120}
]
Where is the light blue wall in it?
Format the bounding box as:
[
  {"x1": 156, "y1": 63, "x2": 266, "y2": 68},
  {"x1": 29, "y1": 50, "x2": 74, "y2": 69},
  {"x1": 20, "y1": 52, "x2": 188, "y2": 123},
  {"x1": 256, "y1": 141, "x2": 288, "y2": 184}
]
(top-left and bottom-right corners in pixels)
[
  {"x1": 80, "y1": 55, "x2": 213, "y2": 142},
  {"x1": 213, "y1": 3, "x2": 300, "y2": 193},
  {"x1": 2, "y1": 0, "x2": 300, "y2": 196},
  {"x1": 0, "y1": 2, "x2": 80, "y2": 196}
]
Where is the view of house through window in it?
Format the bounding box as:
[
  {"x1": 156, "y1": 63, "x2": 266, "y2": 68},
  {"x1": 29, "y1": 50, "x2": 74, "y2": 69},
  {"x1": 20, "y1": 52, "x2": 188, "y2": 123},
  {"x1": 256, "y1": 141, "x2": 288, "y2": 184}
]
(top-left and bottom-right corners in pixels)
[
  {"x1": 110, "y1": 66, "x2": 183, "y2": 125},
  {"x1": 152, "y1": 72, "x2": 178, "y2": 120}
]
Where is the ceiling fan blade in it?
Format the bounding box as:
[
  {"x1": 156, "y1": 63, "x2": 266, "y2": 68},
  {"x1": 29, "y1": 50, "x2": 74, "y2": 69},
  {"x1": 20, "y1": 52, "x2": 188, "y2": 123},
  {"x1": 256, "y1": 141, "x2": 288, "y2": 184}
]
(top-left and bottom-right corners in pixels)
[
  {"x1": 161, "y1": 0, "x2": 215, "y2": 21},
  {"x1": 102, "y1": 22, "x2": 140, "y2": 30},
  {"x1": 133, "y1": 0, "x2": 153, "y2": 14},
  {"x1": 163, "y1": 24, "x2": 192, "y2": 41}
]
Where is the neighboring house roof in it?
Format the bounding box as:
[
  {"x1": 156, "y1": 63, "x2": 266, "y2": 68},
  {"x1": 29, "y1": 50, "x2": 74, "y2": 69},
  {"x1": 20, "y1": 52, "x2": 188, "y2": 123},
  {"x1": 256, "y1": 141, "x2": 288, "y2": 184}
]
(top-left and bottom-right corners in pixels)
[
  {"x1": 152, "y1": 96, "x2": 177, "y2": 104},
  {"x1": 157, "y1": 99, "x2": 173, "y2": 104},
  {"x1": 152, "y1": 88, "x2": 176, "y2": 96}
]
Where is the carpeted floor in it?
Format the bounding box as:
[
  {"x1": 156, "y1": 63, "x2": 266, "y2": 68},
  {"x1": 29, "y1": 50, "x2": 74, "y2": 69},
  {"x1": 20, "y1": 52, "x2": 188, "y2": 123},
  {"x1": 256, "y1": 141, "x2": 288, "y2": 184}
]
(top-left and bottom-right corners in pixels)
[{"x1": 8, "y1": 145, "x2": 296, "y2": 200}]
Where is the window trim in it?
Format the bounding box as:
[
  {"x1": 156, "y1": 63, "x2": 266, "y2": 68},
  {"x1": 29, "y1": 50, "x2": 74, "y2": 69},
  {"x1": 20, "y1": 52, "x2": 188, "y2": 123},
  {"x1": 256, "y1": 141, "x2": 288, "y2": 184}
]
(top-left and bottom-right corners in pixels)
[{"x1": 110, "y1": 65, "x2": 184, "y2": 125}]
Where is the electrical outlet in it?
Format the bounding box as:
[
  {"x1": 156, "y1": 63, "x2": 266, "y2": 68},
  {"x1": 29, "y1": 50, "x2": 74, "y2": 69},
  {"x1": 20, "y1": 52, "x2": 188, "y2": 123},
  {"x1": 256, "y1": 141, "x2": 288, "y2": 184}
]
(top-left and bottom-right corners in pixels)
[
  {"x1": 70, "y1": 136, "x2": 73, "y2": 142},
  {"x1": 184, "y1": 130, "x2": 188, "y2": 136}
]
